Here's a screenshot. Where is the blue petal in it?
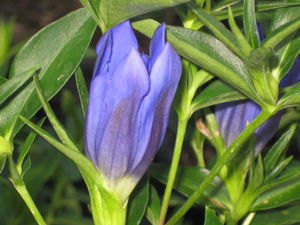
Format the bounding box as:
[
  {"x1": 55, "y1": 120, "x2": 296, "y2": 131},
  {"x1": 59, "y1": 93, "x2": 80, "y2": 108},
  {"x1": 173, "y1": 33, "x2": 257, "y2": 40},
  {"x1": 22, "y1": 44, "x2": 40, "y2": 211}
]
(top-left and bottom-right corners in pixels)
[
  {"x1": 141, "y1": 53, "x2": 150, "y2": 68},
  {"x1": 149, "y1": 24, "x2": 166, "y2": 70},
  {"x1": 85, "y1": 49, "x2": 149, "y2": 180},
  {"x1": 128, "y1": 43, "x2": 181, "y2": 179},
  {"x1": 279, "y1": 57, "x2": 300, "y2": 87},
  {"x1": 93, "y1": 20, "x2": 138, "y2": 78}
]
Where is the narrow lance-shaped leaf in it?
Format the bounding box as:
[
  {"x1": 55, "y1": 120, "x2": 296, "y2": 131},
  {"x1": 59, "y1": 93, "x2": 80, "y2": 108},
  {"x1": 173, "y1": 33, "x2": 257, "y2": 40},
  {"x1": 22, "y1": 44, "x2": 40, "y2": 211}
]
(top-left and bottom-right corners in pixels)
[
  {"x1": 188, "y1": 3, "x2": 243, "y2": 58},
  {"x1": 212, "y1": 1, "x2": 300, "y2": 21},
  {"x1": 243, "y1": 0, "x2": 260, "y2": 48}
]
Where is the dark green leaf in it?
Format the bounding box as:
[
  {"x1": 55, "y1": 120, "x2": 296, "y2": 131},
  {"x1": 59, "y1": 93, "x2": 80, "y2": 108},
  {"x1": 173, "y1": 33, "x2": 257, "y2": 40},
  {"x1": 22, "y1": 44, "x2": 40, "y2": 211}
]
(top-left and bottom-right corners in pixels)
[
  {"x1": 251, "y1": 205, "x2": 300, "y2": 225},
  {"x1": 0, "y1": 8, "x2": 96, "y2": 137},
  {"x1": 189, "y1": 3, "x2": 243, "y2": 57},
  {"x1": 75, "y1": 67, "x2": 89, "y2": 117},
  {"x1": 264, "y1": 124, "x2": 296, "y2": 173},
  {"x1": 191, "y1": 80, "x2": 245, "y2": 114},
  {"x1": 146, "y1": 185, "x2": 161, "y2": 225},
  {"x1": 0, "y1": 66, "x2": 39, "y2": 105},
  {"x1": 204, "y1": 207, "x2": 222, "y2": 225},
  {"x1": 127, "y1": 176, "x2": 149, "y2": 225},
  {"x1": 243, "y1": 0, "x2": 260, "y2": 48},
  {"x1": 267, "y1": 7, "x2": 300, "y2": 81},
  {"x1": 150, "y1": 163, "x2": 231, "y2": 209},
  {"x1": 21, "y1": 157, "x2": 31, "y2": 177},
  {"x1": 101, "y1": 0, "x2": 189, "y2": 28}
]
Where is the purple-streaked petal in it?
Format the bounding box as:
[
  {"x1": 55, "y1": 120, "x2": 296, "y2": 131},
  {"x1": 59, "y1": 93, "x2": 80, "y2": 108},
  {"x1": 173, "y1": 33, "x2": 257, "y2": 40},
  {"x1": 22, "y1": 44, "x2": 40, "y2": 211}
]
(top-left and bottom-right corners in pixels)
[
  {"x1": 85, "y1": 49, "x2": 149, "y2": 179},
  {"x1": 141, "y1": 53, "x2": 150, "y2": 68},
  {"x1": 128, "y1": 43, "x2": 181, "y2": 179},
  {"x1": 149, "y1": 24, "x2": 166, "y2": 69}
]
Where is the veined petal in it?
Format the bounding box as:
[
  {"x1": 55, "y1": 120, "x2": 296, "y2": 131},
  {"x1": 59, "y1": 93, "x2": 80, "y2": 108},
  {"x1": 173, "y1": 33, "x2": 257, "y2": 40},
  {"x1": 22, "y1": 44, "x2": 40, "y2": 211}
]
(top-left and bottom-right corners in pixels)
[
  {"x1": 85, "y1": 49, "x2": 149, "y2": 180},
  {"x1": 128, "y1": 43, "x2": 181, "y2": 179},
  {"x1": 149, "y1": 24, "x2": 166, "y2": 69}
]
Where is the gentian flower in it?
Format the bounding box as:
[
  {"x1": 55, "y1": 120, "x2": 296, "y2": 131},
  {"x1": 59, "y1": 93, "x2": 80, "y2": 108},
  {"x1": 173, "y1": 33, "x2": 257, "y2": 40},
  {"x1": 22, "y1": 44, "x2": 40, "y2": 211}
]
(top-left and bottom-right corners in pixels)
[
  {"x1": 215, "y1": 57, "x2": 300, "y2": 153},
  {"x1": 85, "y1": 21, "x2": 181, "y2": 201}
]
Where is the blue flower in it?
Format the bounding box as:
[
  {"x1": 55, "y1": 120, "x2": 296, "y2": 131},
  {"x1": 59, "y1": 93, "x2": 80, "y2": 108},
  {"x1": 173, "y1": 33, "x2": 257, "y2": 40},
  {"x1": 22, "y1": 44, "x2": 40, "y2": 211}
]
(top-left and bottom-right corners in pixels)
[
  {"x1": 84, "y1": 21, "x2": 181, "y2": 200},
  {"x1": 215, "y1": 57, "x2": 300, "y2": 153}
]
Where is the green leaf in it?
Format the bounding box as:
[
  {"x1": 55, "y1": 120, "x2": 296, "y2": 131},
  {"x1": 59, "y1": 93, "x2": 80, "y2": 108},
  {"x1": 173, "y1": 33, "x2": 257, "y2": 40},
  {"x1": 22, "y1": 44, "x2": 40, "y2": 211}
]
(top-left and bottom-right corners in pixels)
[
  {"x1": 146, "y1": 185, "x2": 161, "y2": 225},
  {"x1": 204, "y1": 207, "x2": 222, "y2": 225},
  {"x1": 278, "y1": 82, "x2": 300, "y2": 108},
  {"x1": 191, "y1": 80, "x2": 245, "y2": 114},
  {"x1": 0, "y1": 66, "x2": 39, "y2": 105},
  {"x1": 251, "y1": 205, "x2": 300, "y2": 225},
  {"x1": 150, "y1": 163, "x2": 231, "y2": 209},
  {"x1": 268, "y1": 7, "x2": 300, "y2": 81},
  {"x1": 212, "y1": 1, "x2": 300, "y2": 21},
  {"x1": 243, "y1": 0, "x2": 260, "y2": 48},
  {"x1": 189, "y1": 3, "x2": 243, "y2": 57},
  {"x1": 0, "y1": 8, "x2": 96, "y2": 137},
  {"x1": 100, "y1": 0, "x2": 189, "y2": 28},
  {"x1": 248, "y1": 154, "x2": 264, "y2": 191},
  {"x1": 263, "y1": 17, "x2": 300, "y2": 49},
  {"x1": 264, "y1": 124, "x2": 297, "y2": 174},
  {"x1": 127, "y1": 176, "x2": 149, "y2": 225},
  {"x1": 75, "y1": 67, "x2": 89, "y2": 117}
]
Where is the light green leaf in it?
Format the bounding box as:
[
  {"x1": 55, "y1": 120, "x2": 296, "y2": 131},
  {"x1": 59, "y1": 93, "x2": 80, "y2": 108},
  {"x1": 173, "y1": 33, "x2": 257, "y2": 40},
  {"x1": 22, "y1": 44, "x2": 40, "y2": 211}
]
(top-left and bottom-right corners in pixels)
[
  {"x1": 278, "y1": 82, "x2": 300, "y2": 108},
  {"x1": 243, "y1": 0, "x2": 260, "y2": 48},
  {"x1": 191, "y1": 80, "x2": 245, "y2": 114},
  {"x1": 0, "y1": 8, "x2": 96, "y2": 137},
  {"x1": 212, "y1": 1, "x2": 300, "y2": 21}
]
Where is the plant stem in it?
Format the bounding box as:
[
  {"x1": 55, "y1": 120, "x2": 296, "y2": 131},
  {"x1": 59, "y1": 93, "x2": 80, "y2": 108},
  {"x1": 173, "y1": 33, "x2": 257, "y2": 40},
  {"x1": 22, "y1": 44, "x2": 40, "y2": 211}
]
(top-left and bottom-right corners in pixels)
[
  {"x1": 14, "y1": 184, "x2": 47, "y2": 225},
  {"x1": 158, "y1": 117, "x2": 188, "y2": 225},
  {"x1": 165, "y1": 109, "x2": 273, "y2": 225},
  {"x1": 8, "y1": 157, "x2": 47, "y2": 225}
]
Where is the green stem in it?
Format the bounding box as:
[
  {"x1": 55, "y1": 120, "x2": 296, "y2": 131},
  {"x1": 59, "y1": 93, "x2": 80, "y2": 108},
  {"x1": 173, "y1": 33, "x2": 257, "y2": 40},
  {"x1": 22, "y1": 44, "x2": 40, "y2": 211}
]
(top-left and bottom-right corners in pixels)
[
  {"x1": 14, "y1": 184, "x2": 47, "y2": 225},
  {"x1": 166, "y1": 109, "x2": 274, "y2": 225},
  {"x1": 158, "y1": 117, "x2": 188, "y2": 225}
]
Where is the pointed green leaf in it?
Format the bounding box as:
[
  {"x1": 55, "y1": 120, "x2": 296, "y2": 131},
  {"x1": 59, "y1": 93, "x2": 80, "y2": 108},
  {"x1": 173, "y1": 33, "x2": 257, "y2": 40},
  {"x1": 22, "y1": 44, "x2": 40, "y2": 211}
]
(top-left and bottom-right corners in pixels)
[
  {"x1": 204, "y1": 207, "x2": 222, "y2": 225},
  {"x1": 75, "y1": 67, "x2": 89, "y2": 117},
  {"x1": 0, "y1": 154, "x2": 6, "y2": 174},
  {"x1": 189, "y1": 3, "x2": 243, "y2": 57},
  {"x1": 213, "y1": 1, "x2": 300, "y2": 21},
  {"x1": 0, "y1": 66, "x2": 39, "y2": 105},
  {"x1": 146, "y1": 185, "x2": 161, "y2": 225},
  {"x1": 253, "y1": 177, "x2": 300, "y2": 211},
  {"x1": 150, "y1": 163, "x2": 231, "y2": 209},
  {"x1": 191, "y1": 80, "x2": 245, "y2": 114},
  {"x1": 263, "y1": 17, "x2": 300, "y2": 49},
  {"x1": 278, "y1": 82, "x2": 300, "y2": 108},
  {"x1": 243, "y1": 0, "x2": 260, "y2": 48},
  {"x1": 268, "y1": 7, "x2": 300, "y2": 81},
  {"x1": 251, "y1": 204, "x2": 300, "y2": 225},
  {"x1": 0, "y1": 8, "x2": 96, "y2": 137},
  {"x1": 264, "y1": 124, "x2": 296, "y2": 174},
  {"x1": 127, "y1": 176, "x2": 149, "y2": 225}
]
